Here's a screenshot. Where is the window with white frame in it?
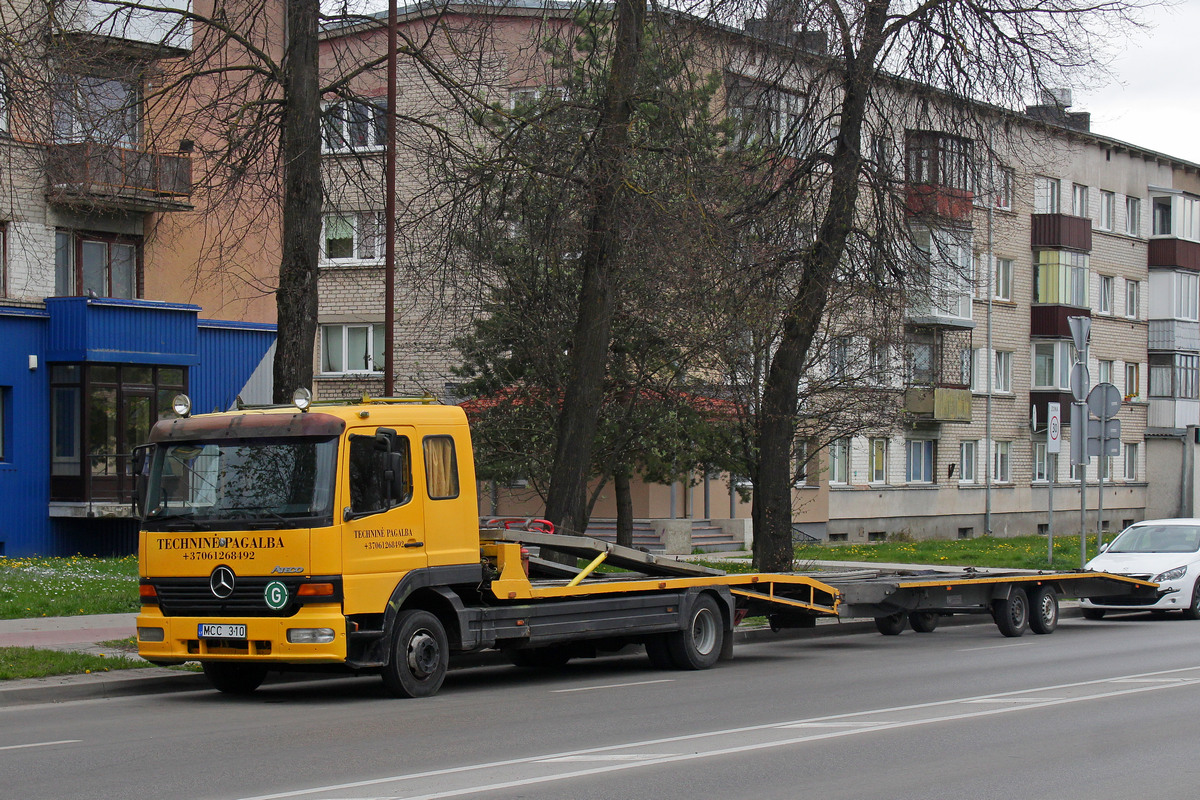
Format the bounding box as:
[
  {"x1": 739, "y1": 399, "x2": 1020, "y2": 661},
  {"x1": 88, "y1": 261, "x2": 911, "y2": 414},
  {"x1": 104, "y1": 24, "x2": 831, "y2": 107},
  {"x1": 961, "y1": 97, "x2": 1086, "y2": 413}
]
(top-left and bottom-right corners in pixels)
[
  {"x1": 1125, "y1": 362, "x2": 1140, "y2": 399},
  {"x1": 869, "y1": 438, "x2": 888, "y2": 483},
  {"x1": 994, "y1": 350, "x2": 1013, "y2": 393},
  {"x1": 994, "y1": 258, "x2": 1013, "y2": 301},
  {"x1": 906, "y1": 440, "x2": 935, "y2": 483},
  {"x1": 1032, "y1": 341, "x2": 1076, "y2": 390},
  {"x1": 53, "y1": 74, "x2": 139, "y2": 146},
  {"x1": 1175, "y1": 271, "x2": 1199, "y2": 321},
  {"x1": 1034, "y1": 250, "x2": 1089, "y2": 306},
  {"x1": 829, "y1": 335, "x2": 851, "y2": 379},
  {"x1": 960, "y1": 347, "x2": 974, "y2": 387},
  {"x1": 1098, "y1": 275, "x2": 1114, "y2": 314},
  {"x1": 959, "y1": 440, "x2": 976, "y2": 483},
  {"x1": 321, "y1": 323, "x2": 385, "y2": 374},
  {"x1": 1126, "y1": 196, "x2": 1141, "y2": 237},
  {"x1": 322, "y1": 98, "x2": 386, "y2": 152},
  {"x1": 1125, "y1": 279, "x2": 1140, "y2": 319},
  {"x1": 1099, "y1": 191, "x2": 1115, "y2": 231},
  {"x1": 1098, "y1": 359, "x2": 1113, "y2": 386},
  {"x1": 992, "y1": 441, "x2": 1012, "y2": 483},
  {"x1": 912, "y1": 227, "x2": 973, "y2": 321},
  {"x1": 1124, "y1": 442, "x2": 1139, "y2": 481},
  {"x1": 322, "y1": 212, "x2": 384, "y2": 262},
  {"x1": 828, "y1": 438, "x2": 850, "y2": 484},
  {"x1": 1071, "y1": 184, "x2": 1089, "y2": 217},
  {"x1": 1033, "y1": 441, "x2": 1048, "y2": 482},
  {"x1": 1149, "y1": 353, "x2": 1199, "y2": 399},
  {"x1": 1097, "y1": 454, "x2": 1113, "y2": 480},
  {"x1": 1034, "y1": 176, "x2": 1060, "y2": 214},
  {"x1": 869, "y1": 340, "x2": 890, "y2": 386}
]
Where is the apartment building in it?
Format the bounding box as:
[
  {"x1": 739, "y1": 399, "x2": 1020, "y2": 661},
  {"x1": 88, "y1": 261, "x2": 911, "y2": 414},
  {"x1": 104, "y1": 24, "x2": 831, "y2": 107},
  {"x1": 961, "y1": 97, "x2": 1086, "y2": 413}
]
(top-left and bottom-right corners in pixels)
[{"x1": 0, "y1": 2, "x2": 275, "y2": 556}]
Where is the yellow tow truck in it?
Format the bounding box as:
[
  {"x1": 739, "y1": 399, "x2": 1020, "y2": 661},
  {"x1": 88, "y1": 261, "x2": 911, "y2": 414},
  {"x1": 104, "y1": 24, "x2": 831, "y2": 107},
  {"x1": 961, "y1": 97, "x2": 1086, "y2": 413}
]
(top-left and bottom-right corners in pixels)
[{"x1": 134, "y1": 392, "x2": 1158, "y2": 697}]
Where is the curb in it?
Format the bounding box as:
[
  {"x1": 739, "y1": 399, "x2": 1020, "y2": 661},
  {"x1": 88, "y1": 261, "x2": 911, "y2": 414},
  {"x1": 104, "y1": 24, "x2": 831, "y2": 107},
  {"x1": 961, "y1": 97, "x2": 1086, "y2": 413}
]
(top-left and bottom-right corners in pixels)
[{"x1": 2, "y1": 607, "x2": 1077, "y2": 706}]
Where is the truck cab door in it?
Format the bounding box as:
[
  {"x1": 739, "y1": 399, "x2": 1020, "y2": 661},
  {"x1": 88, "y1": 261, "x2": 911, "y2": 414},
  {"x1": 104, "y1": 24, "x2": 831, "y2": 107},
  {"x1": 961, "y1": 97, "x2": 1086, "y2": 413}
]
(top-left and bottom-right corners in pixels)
[{"x1": 341, "y1": 426, "x2": 425, "y2": 615}]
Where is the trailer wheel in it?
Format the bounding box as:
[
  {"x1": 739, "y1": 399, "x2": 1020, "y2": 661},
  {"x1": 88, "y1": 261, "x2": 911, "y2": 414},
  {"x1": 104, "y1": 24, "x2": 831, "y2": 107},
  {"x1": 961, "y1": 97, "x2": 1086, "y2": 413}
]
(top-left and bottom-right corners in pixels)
[
  {"x1": 874, "y1": 613, "x2": 908, "y2": 636},
  {"x1": 909, "y1": 612, "x2": 939, "y2": 633},
  {"x1": 507, "y1": 646, "x2": 572, "y2": 669},
  {"x1": 203, "y1": 662, "x2": 268, "y2": 695},
  {"x1": 994, "y1": 589, "x2": 1030, "y2": 637},
  {"x1": 1029, "y1": 586, "x2": 1059, "y2": 634},
  {"x1": 645, "y1": 636, "x2": 675, "y2": 670},
  {"x1": 666, "y1": 594, "x2": 723, "y2": 670},
  {"x1": 381, "y1": 609, "x2": 448, "y2": 698},
  {"x1": 1081, "y1": 607, "x2": 1106, "y2": 620}
]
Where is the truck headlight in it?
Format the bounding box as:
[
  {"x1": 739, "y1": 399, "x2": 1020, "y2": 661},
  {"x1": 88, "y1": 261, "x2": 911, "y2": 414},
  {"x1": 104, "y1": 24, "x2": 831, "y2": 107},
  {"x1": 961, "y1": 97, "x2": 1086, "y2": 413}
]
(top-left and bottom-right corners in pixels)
[
  {"x1": 287, "y1": 628, "x2": 335, "y2": 644},
  {"x1": 1154, "y1": 565, "x2": 1187, "y2": 583}
]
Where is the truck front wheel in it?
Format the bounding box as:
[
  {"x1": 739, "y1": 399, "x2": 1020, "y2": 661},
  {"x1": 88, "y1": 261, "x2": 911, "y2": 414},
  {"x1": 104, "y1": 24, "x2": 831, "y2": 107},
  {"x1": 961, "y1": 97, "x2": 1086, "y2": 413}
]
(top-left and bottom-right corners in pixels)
[
  {"x1": 382, "y1": 609, "x2": 449, "y2": 698},
  {"x1": 203, "y1": 662, "x2": 268, "y2": 695},
  {"x1": 666, "y1": 594, "x2": 724, "y2": 670}
]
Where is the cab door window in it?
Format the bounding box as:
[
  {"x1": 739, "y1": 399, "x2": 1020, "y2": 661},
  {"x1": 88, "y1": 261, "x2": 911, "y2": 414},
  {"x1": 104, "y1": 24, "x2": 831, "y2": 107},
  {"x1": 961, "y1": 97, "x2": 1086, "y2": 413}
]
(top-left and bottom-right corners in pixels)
[{"x1": 348, "y1": 433, "x2": 411, "y2": 516}]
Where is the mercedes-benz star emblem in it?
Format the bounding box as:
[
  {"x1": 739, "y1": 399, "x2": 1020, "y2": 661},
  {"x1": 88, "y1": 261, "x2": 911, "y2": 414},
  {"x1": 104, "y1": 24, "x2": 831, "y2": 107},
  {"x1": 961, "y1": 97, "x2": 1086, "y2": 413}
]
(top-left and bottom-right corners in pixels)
[{"x1": 210, "y1": 566, "x2": 236, "y2": 599}]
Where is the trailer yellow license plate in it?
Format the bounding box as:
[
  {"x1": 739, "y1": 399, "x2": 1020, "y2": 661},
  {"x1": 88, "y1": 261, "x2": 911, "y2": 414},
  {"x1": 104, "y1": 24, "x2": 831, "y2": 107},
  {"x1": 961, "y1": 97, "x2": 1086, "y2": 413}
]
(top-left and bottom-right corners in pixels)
[{"x1": 198, "y1": 624, "x2": 247, "y2": 639}]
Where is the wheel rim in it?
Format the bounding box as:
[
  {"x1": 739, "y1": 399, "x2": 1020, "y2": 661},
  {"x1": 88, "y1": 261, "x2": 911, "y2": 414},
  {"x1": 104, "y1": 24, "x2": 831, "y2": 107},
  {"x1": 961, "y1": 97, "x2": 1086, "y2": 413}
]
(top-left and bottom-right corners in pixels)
[
  {"x1": 406, "y1": 629, "x2": 440, "y2": 678},
  {"x1": 692, "y1": 608, "x2": 718, "y2": 656},
  {"x1": 1039, "y1": 593, "x2": 1056, "y2": 625},
  {"x1": 1010, "y1": 594, "x2": 1027, "y2": 627}
]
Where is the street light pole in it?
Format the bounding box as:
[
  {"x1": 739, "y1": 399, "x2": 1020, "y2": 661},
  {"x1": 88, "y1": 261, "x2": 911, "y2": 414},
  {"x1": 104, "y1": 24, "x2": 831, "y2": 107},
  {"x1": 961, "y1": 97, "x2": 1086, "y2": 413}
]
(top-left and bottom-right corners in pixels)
[{"x1": 383, "y1": 0, "x2": 398, "y2": 396}]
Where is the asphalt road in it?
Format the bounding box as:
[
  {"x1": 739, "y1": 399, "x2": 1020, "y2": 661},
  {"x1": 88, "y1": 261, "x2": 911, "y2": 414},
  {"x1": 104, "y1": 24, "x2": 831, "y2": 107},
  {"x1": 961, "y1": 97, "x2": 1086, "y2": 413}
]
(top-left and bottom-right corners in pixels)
[{"x1": 4, "y1": 613, "x2": 1200, "y2": 800}]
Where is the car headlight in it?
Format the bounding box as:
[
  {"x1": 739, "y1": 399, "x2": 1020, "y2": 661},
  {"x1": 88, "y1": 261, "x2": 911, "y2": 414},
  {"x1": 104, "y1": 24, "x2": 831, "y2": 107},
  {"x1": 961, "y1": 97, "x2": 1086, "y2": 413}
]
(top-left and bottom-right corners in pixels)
[{"x1": 1154, "y1": 565, "x2": 1188, "y2": 583}]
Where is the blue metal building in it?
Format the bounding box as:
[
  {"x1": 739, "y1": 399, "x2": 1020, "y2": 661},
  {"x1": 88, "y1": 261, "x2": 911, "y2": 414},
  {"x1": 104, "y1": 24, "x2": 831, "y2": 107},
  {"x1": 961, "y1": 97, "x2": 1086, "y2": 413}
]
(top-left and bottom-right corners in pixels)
[{"x1": 0, "y1": 297, "x2": 275, "y2": 557}]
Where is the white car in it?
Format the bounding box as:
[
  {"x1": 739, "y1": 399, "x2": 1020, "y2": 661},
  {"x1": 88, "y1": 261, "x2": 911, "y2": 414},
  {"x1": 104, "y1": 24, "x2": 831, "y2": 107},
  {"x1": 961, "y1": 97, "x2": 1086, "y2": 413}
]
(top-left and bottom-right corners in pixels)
[{"x1": 1081, "y1": 519, "x2": 1200, "y2": 619}]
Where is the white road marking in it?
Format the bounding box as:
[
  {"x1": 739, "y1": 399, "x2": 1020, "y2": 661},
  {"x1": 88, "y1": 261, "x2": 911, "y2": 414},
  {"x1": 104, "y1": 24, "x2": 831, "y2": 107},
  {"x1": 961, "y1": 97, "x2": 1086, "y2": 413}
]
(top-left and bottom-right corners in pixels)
[
  {"x1": 537, "y1": 754, "x2": 675, "y2": 762},
  {"x1": 238, "y1": 665, "x2": 1200, "y2": 800},
  {"x1": 966, "y1": 697, "x2": 1064, "y2": 704},
  {"x1": 550, "y1": 678, "x2": 673, "y2": 694},
  {"x1": 0, "y1": 739, "x2": 80, "y2": 752}
]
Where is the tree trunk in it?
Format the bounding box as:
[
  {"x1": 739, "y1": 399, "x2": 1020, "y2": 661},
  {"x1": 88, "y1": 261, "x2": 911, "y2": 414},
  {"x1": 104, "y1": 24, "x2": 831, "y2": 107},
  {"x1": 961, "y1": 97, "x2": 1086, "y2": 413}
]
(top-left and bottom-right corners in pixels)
[
  {"x1": 543, "y1": 0, "x2": 647, "y2": 538},
  {"x1": 751, "y1": 2, "x2": 889, "y2": 572},
  {"x1": 615, "y1": 469, "x2": 634, "y2": 548},
  {"x1": 272, "y1": 0, "x2": 322, "y2": 403}
]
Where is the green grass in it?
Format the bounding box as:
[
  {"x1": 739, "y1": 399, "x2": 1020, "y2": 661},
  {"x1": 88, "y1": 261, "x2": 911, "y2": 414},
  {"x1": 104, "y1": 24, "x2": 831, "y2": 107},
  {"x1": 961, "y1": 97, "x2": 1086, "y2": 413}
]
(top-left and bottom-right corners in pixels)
[
  {"x1": 795, "y1": 534, "x2": 1107, "y2": 571},
  {"x1": 0, "y1": 555, "x2": 139, "y2": 619},
  {"x1": 0, "y1": 646, "x2": 153, "y2": 680}
]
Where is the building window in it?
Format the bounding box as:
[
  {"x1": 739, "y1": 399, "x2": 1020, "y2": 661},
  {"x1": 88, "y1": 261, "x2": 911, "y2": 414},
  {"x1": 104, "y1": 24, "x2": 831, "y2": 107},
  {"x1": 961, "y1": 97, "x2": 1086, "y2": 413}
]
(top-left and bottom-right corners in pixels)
[
  {"x1": 1153, "y1": 196, "x2": 1172, "y2": 235},
  {"x1": 54, "y1": 230, "x2": 140, "y2": 299},
  {"x1": 1071, "y1": 184, "x2": 1089, "y2": 217},
  {"x1": 1033, "y1": 341, "x2": 1076, "y2": 390},
  {"x1": 905, "y1": 130, "x2": 973, "y2": 192},
  {"x1": 912, "y1": 227, "x2": 973, "y2": 320},
  {"x1": 1032, "y1": 442, "x2": 1048, "y2": 482},
  {"x1": 1175, "y1": 272, "x2": 1199, "y2": 321},
  {"x1": 994, "y1": 350, "x2": 1013, "y2": 393},
  {"x1": 869, "y1": 438, "x2": 888, "y2": 483},
  {"x1": 322, "y1": 98, "x2": 386, "y2": 152},
  {"x1": 959, "y1": 440, "x2": 976, "y2": 483},
  {"x1": 1098, "y1": 275, "x2": 1114, "y2": 314},
  {"x1": 0, "y1": 66, "x2": 7, "y2": 134},
  {"x1": 1034, "y1": 250, "x2": 1089, "y2": 306},
  {"x1": 868, "y1": 340, "x2": 890, "y2": 387},
  {"x1": 906, "y1": 339, "x2": 934, "y2": 386},
  {"x1": 994, "y1": 168, "x2": 1014, "y2": 210},
  {"x1": 992, "y1": 441, "x2": 1012, "y2": 483},
  {"x1": 906, "y1": 440, "x2": 935, "y2": 483},
  {"x1": 1124, "y1": 443, "x2": 1139, "y2": 481},
  {"x1": 1034, "y1": 176, "x2": 1060, "y2": 214},
  {"x1": 52, "y1": 74, "x2": 139, "y2": 146},
  {"x1": 0, "y1": 386, "x2": 7, "y2": 461},
  {"x1": 993, "y1": 258, "x2": 1013, "y2": 301},
  {"x1": 0, "y1": 222, "x2": 6, "y2": 297},
  {"x1": 1098, "y1": 359, "x2": 1113, "y2": 386},
  {"x1": 1098, "y1": 191, "x2": 1115, "y2": 231},
  {"x1": 829, "y1": 335, "x2": 851, "y2": 379},
  {"x1": 1125, "y1": 362, "x2": 1140, "y2": 399},
  {"x1": 793, "y1": 440, "x2": 810, "y2": 486},
  {"x1": 1126, "y1": 196, "x2": 1141, "y2": 237},
  {"x1": 828, "y1": 438, "x2": 850, "y2": 484},
  {"x1": 1125, "y1": 279, "x2": 1139, "y2": 319},
  {"x1": 320, "y1": 323, "x2": 385, "y2": 374},
  {"x1": 1149, "y1": 353, "x2": 1199, "y2": 399},
  {"x1": 322, "y1": 212, "x2": 384, "y2": 262}
]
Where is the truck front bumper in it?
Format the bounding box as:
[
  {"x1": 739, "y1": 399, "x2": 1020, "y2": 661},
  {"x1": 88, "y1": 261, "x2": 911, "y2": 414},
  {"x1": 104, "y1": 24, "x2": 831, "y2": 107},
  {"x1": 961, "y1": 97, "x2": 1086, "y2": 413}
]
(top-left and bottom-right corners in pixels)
[{"x1": 136, "y1": 604, "x2": 349, "y2": 665}]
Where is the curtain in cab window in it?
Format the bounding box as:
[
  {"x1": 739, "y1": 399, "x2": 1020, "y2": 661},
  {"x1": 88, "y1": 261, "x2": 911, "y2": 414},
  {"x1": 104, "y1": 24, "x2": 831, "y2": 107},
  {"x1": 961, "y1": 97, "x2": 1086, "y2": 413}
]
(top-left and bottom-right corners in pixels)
[{"x1": 423, "y1": 436, "x2": 459, "y2": 499}]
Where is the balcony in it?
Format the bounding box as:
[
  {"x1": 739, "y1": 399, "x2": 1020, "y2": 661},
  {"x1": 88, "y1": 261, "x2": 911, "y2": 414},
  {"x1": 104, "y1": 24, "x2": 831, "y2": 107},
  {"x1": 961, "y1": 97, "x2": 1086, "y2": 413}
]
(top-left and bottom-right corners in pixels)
[
  {"x1": 52, "y1": 0, "x2": 192, "y2": 58},
  {"x1": 906, "y1": 184, "x2": 974, "y2": 223},
  {"x1": 46, "y1": 143, "x2": 193, "y2": 212},
  {"x1": 1149, "y1": 320, "x2": 1200, "y2": 353},
  {"x1": 1148, "y1": 238, "x2": 1200, "y2": 271},
  {"x1": 1031, "y1": 305, "x2": 1090, "y2": 338},
  {"x1": 1031, "y1": 213, "x2": 1092, "y2": 251},
  {"x1": 904, "y1": 387, "x2": 972, "y2": 422}
]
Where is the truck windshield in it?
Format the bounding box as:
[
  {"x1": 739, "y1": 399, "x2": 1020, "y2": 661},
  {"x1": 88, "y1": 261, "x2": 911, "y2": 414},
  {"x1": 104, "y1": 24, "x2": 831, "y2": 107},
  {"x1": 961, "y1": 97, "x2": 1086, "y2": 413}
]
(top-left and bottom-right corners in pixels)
[{"x1": 142, "y1": 436, "x2": 338, "y2": 530}]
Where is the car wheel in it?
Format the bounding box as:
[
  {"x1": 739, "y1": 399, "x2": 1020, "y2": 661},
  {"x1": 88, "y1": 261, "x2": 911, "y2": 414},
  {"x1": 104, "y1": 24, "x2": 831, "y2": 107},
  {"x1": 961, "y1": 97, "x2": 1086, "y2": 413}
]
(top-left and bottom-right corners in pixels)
[
  {"x1": 1029, "y1": 585, "x2": 1059, "y2": 634},
  {"x1": 1182, "y1": 579, "x2": 1200, "y2": 620},
  {"x1": 1081, "y1": 607, "x2": 1106, "y2": 620}
]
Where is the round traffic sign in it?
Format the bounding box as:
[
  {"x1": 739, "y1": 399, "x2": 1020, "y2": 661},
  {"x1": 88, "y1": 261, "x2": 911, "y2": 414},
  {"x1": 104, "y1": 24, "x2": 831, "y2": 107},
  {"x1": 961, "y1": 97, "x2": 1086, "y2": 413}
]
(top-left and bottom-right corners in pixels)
[{"x1": 1087, "y1": 382, "x2": 1122, "y2": 420}]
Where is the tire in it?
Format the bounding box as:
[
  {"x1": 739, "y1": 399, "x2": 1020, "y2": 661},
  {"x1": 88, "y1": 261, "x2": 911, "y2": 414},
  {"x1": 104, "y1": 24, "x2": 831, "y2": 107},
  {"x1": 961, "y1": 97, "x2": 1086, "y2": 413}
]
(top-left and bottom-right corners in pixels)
[
  {"x1": 1081, "y1": 607, "x2": 1106, "y2": 620},
  {"x1": 507, "y1": 645, "x2": 572, "y2": 669},
  {"x1": 1029, "y1": 585, "x2": 1059, "y2": 634},
  {"x1": 645, "y1": 635, "x2": 676, "y2": 670},
  {"x1": 875, "y1": 613, "x2": 908, "y2": 636},
  {"x1": 381, "y1": 609, "x2": 449, "y2": 698},
  {"x1": 203, "y1": 661, "x2": 268, "y2": 695},
  {"x1": 1182, "y1": 579, "x2": 1200, "y2": 620},
  {"x1": 908, "y1": 611, "x2": 939, "y2": 633},
  {"x1": 994, "y1": 589, "x2": 1030, "y2": 637},
  {"x1": 665, "y1": 594, "x2": 724, "y2": 670}
]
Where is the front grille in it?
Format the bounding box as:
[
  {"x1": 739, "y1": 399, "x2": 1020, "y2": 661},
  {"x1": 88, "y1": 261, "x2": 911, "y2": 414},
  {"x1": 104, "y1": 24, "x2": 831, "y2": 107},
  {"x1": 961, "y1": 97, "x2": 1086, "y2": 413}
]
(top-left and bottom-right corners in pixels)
[
  {"x1": 152, "y1": 577, "x2": 301, "y2": 617},
  {"x1": 1090, "y1": 595, "x2": 1159, "y2": 607}
]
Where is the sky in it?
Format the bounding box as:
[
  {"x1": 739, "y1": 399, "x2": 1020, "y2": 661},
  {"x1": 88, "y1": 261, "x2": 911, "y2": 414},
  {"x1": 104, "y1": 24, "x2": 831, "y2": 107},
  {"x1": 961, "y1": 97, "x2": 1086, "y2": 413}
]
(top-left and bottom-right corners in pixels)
[{"x1": 1055, "y1": 1, "x2": 1200, "y2": 163}]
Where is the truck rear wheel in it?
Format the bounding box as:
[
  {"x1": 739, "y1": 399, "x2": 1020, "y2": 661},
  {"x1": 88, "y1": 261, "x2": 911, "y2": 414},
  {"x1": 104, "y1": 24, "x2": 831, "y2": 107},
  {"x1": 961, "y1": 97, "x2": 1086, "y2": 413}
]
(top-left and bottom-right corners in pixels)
[
  {"x1": 994, "y1": 589, "x2": 1030, "y2": 637},
  {"x1": 874, "y1": 613, "x2": 908, "y2": 636},
  {"x1": 908, "y1": 612, "x2": 939, "y2": 633},
  {"x1": 666, "y1": 594, "x2": 723, "y2": 670},
  {"x1": 203, "y1": 662, "x2": 268, "y2": 695},
  {"x1": 1029, "y1": 586, "x2": 1059, "y2": 634},
  {"x1": 381, "y1": 609, "x2": 448, "y2": 698}
]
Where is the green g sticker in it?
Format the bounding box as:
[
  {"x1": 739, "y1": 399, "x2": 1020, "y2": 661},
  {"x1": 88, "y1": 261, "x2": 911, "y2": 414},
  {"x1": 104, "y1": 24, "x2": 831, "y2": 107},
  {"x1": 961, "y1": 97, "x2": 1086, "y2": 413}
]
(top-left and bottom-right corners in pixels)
[{"x1": 264, "y1": 581, "x2": 289, "y2": 610}]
